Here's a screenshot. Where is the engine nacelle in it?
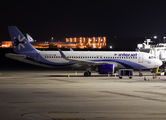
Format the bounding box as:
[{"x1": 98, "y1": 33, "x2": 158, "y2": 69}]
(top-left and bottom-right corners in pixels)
[{"x1": 98, "y1": 64, "x2": 114, "y2": 74}]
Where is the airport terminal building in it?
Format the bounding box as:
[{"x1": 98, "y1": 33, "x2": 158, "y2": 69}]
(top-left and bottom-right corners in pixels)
[
  {"x1": 66, "y1": 37, "x2": 106, "y2": 49},
  {"x1": 0, "y1": 37, "x2": 106, "y2": 49}
]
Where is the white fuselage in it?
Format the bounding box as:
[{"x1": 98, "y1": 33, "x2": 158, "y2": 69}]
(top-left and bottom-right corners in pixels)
[{"x1": 36, "y1": 50, "x2": 162, "y2": 69}]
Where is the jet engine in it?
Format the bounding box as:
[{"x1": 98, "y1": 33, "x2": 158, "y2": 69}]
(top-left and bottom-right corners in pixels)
[{"x1": 98, "y1": 64, "x2": 114, "y2": 74}]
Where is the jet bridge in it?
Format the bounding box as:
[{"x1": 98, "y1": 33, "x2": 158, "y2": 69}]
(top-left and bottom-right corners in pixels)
[{"x1": 136, "y1": 39, "x2": 166, "y2": 75}]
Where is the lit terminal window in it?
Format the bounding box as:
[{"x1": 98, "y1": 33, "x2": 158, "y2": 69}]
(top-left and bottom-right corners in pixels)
[
  {"x1": 70, "y1": 38, "x2": 72, "y2": 42},
  {"x1": 74, "y1": 37, "x2": 77, "y2": 42}
]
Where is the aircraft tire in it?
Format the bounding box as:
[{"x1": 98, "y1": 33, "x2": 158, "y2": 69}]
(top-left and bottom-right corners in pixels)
[
  {"x1": 88, "y1": 71, "x2": 91, "y2": 76},
  {"x1": 84, "y1": 72, "x2": 89, "y2": 77}
]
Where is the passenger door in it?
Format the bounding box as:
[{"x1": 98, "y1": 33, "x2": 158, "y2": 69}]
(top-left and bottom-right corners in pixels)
[{"x1": 138, "y1": 53, "x2": 143, "y2": 63}]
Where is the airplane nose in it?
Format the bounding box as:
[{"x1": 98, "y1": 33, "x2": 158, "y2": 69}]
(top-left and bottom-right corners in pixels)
[{"x1": 159, "y1": 60, "x2": 163, "y2": 66}]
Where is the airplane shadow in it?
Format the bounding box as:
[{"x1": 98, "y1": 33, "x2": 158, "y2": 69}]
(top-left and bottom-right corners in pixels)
[
  {"x1": 44, "y1": 75, "x2": 110, "y2": 77},
  {"x1": 44, "y1": 74, "x2": 154, "y2": 77}
]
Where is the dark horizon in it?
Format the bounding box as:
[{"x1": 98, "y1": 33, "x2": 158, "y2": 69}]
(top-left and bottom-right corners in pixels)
[{"x1": 1, "y1": 1, "x2": 166, "y2": 45}]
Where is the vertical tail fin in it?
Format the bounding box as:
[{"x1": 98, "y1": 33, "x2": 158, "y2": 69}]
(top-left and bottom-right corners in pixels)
[
  {"x1": 26, "y1": 33, "x2": 35, "y2": 42},
  {"x1": 8, "y1": 26, "x2": 36, "y2": 53}
]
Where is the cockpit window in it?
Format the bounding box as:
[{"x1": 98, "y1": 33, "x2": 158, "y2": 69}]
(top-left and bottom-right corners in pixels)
[{"x1": 149, "y1": 56, "x2": 156, "y2": 59}]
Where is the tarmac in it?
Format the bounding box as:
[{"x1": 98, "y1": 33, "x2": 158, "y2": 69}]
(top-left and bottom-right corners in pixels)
[{"x1": 0, "y1": 70, "x2": 166, "y2": 120}]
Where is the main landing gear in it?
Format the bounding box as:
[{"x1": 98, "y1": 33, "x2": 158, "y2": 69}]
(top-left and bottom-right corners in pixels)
[{"x1": 84, "y1": 71, "x2": 91, "y2": 76}]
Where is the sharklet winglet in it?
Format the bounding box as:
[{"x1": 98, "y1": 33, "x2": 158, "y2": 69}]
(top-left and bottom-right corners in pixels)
[
  {"x1": 58, "y1": 48, "x2": 67, "y2": 58},
  {"x1": 70, "y1": 48, "x2": 73, "y2": 51}
]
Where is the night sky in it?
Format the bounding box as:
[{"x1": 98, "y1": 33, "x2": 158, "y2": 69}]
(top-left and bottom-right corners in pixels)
[{"x1": 1, "y1": 1, "x2": 166, "y2": 45}]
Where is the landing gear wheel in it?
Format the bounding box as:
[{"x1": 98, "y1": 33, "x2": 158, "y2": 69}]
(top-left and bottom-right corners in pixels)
[
  {"x1": 88, "y1": 71, "x2": 91, "y2": 76},
  {"x1": 139, "y1": 73, "x2": 143, "y2": 77},
  {"x1": 139, "y1": 69, "x2": 143, "y2": 77},
  {"x1": 84, "y1": 72, "x2": 89, "y2": 76},
  {"x1": 84, "y1": 71, "x2": 91, "y2": 76}
]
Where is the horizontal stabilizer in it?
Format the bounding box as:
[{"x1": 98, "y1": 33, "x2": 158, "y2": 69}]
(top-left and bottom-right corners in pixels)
[{"x1": 5, "y1": 53, "x2": 54, "y2": 68}]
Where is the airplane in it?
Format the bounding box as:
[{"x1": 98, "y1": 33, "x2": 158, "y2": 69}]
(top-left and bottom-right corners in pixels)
[
  {"x1": 6, "y1": 26, "x2": 162, "y2": 76},
  {"x1": 26, "y1": 33, "x2": 35, "y2": 42}
]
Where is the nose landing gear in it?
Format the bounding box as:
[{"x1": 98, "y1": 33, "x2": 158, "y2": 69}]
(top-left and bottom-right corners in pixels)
[{"x1": 139, "y1": 69, "x2": 143, "y2": 77}]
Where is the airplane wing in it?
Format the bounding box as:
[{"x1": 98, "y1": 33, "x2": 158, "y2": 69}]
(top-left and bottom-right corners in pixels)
[{"x1": 58, "y1": 48, "x2": 116, "y2": 66}]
